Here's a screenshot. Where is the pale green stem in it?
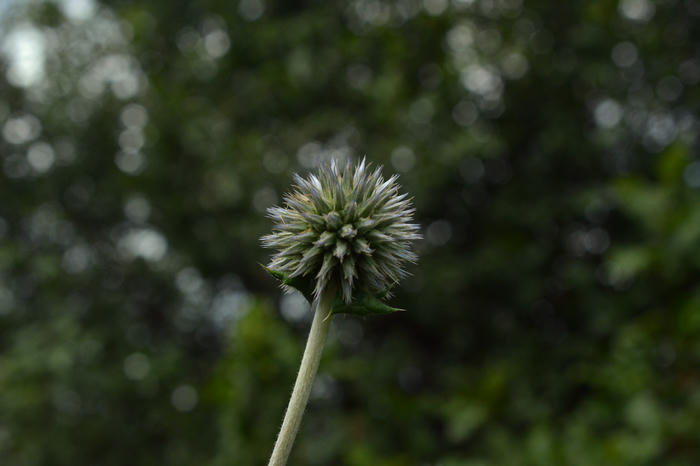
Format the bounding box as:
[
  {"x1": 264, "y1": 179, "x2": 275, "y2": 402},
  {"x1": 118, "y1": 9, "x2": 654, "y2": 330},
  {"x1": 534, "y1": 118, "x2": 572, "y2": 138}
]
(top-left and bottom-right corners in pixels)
[{"x1": 267, "y1": 289, "x2": 334, "y2": 466}]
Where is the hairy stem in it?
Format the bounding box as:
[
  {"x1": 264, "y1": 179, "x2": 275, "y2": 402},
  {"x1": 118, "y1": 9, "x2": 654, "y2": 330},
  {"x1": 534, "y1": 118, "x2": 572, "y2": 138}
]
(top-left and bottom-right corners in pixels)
[{"x1": 267, "y1": 290, "x2": 334, "y2": 466}]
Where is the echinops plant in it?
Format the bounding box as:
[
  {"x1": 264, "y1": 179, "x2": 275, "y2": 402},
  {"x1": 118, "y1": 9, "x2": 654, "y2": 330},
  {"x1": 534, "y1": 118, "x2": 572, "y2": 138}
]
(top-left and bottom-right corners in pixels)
[{"x1": 262, "y1": 157, "x2": 420, "y2": 466}]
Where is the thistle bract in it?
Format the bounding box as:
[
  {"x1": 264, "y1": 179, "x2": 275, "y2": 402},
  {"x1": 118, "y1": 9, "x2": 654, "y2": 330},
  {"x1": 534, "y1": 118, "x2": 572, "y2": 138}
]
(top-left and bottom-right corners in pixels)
[{"x1": 262, "y1": 158, "x2": 420, "y2": 304}]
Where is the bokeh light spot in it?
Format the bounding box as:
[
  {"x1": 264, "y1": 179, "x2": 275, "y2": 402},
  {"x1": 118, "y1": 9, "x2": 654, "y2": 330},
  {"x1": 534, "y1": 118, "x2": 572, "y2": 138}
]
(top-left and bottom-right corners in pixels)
[
  {"x1": 3, "y1": 114, "x2": 41, "y2": 145},
  {"x1": 594, "y1": 99, "x2": 623, "y2": 128},
  {"x1": 501, "y1": 51, "x2": 528, "y2": 79},
  {"x1": 252, "y1": 186, "x2": 278, "y2": 213},
  {"x1": 171, "y1": 385, "x2": 198, "y2": 412},
  {"x1": 280, "y1": 291, "x2": 309, "y2": 322},
  {"x1": 124, "y1": 194, "x2": 151, "y2": 223},
  {"x1": 123, "y1": 352, "x2": 151, "y2": 380},
  {"x1": 115, "y1": 151, "x2": 145, "y2": 174},
  {"x1": 424, "y1": 0, "x2": 449, "y2": 16},
  {"x1": 204, "y1": 29, "x2": 231, "y2": 58},
  {"x1": 27, "y1": 142, "x2": 55, "y2": 173},
  {"x1": 611, "y1": 41, "x2": 638, "y2": 68},
  {"x1": 683, "y1": 161, "x2": 700, "y2": 188},
  {"x1": 656, "y1": 76, "x2": 683, "y2": 102},
  {"x1": 391, "y1": 146, "x2": 416, "y2": 173},
  {"x1": 426, "y1": 220, "x2": 452, "y2": 246},
  {"x1": 460, "y1": 156, "x2": 484, "y2": 183},
  {"x1": 58, "y1": 0, "x2": 97, "y2": 22},
  {"x1": 618, "y1": 0, "x2": 655, "y2": 22},
  {"x1": 239, "y1": 0, "x2": 264, "y2": 21},
  {"x1": 62, "y1": 244, "x2": 94, "y2": 274},
  {"x1": 117, "y1": 228, "x2": 168, "y2": 262},
  {"x1": 452, "y1": 100, "x2": 478, "y2": 127},
  {"x1": 120, "y1": 104, "x2": 148, "y2": 128},
  {"x1": 2, "y1": 23, "x2": 45, "y2": 88}
]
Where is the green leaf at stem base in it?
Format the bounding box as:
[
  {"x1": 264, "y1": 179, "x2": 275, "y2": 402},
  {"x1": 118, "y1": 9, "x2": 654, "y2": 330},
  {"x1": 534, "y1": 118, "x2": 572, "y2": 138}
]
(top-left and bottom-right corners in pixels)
[
  {"x1": 262, "y1": 265, "x2": 315, "y2": 303},
  {"x1": 329, "y1": 292, "x2": 405, "y2": 317},
  {"x1": 262, "y1": 265, "x2": 404, "y2": 317}
]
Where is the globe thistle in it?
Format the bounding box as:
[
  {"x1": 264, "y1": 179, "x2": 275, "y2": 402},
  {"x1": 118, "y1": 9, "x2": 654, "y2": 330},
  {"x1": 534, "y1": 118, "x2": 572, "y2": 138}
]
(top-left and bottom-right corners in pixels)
[{"x1": 262, "y1": 157, "x2": 420, "y2": 305}]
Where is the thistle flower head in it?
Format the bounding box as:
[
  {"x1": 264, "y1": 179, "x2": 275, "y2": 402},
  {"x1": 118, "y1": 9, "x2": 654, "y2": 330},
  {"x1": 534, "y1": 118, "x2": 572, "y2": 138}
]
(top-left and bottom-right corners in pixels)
[{"x1": 262, "y1": 157, "x2": 421, "y2": 304}]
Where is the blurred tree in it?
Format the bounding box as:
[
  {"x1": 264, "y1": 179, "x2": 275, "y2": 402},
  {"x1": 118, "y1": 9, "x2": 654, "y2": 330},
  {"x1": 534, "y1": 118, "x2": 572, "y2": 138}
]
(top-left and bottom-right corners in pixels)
[{"x1": 1, "y1": 0, "x2": 699, "y2": 464}]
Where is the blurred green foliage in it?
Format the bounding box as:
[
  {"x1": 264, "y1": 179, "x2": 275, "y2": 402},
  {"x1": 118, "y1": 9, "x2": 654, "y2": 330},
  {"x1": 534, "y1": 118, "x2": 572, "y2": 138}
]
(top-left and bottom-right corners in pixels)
[{"x1": 1, "y1": 0, "x2": 700, "y2": 464}]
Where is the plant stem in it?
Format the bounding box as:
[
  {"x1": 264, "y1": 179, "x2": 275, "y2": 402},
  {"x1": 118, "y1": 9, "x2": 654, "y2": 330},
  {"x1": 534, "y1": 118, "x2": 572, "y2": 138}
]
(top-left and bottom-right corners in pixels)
[{"x1": 268, "y1": 289, "x2": 334, "y2": 466}]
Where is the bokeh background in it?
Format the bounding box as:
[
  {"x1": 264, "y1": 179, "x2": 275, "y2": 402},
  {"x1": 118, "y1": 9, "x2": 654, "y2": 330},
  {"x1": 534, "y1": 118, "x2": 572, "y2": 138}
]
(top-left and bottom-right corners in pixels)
[{"x1": 2, "y1": 0, "x2": 700, "y2": 464}]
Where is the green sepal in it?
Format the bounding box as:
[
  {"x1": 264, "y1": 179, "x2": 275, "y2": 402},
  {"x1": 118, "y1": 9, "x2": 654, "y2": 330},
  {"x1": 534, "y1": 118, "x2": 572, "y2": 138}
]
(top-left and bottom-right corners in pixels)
[
  {"x1": 261, "y1": 265, "x2": 315, "y2": 304},
  {"x1": 262, "y1": 265, "x2": 404, "y2": 317},
  {"x1": 330, "y1": 291, "x2": 405, "y2": 317}
]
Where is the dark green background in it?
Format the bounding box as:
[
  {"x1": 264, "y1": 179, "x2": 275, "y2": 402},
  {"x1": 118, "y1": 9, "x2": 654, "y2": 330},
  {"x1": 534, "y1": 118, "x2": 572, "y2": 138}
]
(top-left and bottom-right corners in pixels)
[{"x1": 2, "y1": 0, "x2": 700, "y2": 464}]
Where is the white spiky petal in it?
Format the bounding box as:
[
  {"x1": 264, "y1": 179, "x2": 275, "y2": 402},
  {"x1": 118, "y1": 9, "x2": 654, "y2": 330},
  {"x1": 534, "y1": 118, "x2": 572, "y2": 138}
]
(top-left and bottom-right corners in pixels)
[{"x1": 262, "y1": 158, "x2": 421, "y2": 304}]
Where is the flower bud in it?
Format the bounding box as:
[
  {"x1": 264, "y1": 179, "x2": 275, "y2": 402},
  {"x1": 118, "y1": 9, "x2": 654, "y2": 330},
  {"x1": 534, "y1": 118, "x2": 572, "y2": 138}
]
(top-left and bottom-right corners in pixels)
[{"x1": 261, "y1": 158, "x2": 420, "y2": 303}]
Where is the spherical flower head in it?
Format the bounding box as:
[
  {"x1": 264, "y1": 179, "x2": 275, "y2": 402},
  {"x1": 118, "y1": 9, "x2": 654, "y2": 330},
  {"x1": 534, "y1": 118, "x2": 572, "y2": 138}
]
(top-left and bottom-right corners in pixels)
[{"x1": 262, "y1": 158, "x2": 421, "y2": 304}]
